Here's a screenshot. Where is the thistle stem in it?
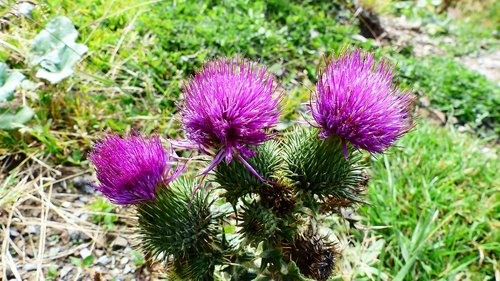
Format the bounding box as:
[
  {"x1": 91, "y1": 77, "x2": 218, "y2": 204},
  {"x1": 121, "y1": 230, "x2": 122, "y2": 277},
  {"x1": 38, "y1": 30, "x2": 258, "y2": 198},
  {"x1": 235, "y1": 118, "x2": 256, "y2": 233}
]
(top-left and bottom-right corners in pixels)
[{"x1": 341, "y1": 139, "x2": 348, "y2": 160}]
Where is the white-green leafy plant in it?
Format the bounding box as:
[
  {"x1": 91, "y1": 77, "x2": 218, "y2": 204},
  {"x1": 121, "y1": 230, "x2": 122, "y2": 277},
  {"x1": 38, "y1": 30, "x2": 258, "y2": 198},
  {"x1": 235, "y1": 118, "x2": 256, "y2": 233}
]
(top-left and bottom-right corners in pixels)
[
  {"x1": 0, "y1": 62, "x2": 25, "y2": 102},
  {"x1": 0, "y1": 106, "x2": 35, "y2": 130},
  {"x1": 31, "y1": 16, "x2": 88, "y2": 84},
  {"x1": 0, "y1": 62, "x2": 34, "y2": 130}
]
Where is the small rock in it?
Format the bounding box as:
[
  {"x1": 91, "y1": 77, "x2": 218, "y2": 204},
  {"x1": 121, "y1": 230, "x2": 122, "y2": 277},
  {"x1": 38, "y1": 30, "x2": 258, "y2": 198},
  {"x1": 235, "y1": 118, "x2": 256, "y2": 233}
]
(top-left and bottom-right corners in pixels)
[
  {"x1": 16, "y1": 240, "x2": 24, "y2": 251},
  {"x1": 79, "y1": 196, "x2": 89, "y2": 203},
  {"x1": 94, "y1": 266, "x2": 103, "y2": 272},
  {"x1": 62, "y1": 202, "x2": 71, "y2": 208},
  {"x1": 480, "y1": 147, "x2": 493, "y2": 155},
  {"x1": 72, "y1": 175, "x2": 96, "y2": 194},
  {"x1": 69, "y1": 230, "x2": 82, "y2": 241},
  {"x1": 49, "y1": 247, "x2": 60, "y2": 257},
  {"x1": 106, "y1": 233, "x2": 117, "y2": 242},
  {"x1": 457, "y1": 125, "x2": 473, "y2": 133},
  {"x1": 60, "y1": 266, "x2": 73, "y2": 278},
  {"x1": 123, "y1": 264, "x2": 133, "y2": 274},
  {"x1": 25, "y1": 225, "x2": 40, "y2": 235},
  {"x1": 111, "y1": 268, "x2": 121, "y2": 276},
  {"x1": 73, "y1": 201, "x2": 85, "y2": 208},
  {"x1": 69, "y1": 230, "x2": 90, "y2": 242},
  {"x1": 59, "y1": 231, "x2": 70, "y2": 244},
  {"x1": 112, "y1": 236, "x2": 128, "y2": 250},
  {"x1": 31, "y1": 209, "x2": 41, "y2": 217},
  {"x1": 419, "y1": 96, "x2": 430, "y2": 107},
  {"x1": 24, "y1": 245, "x2": 36, "y2": 258},
  {"x1": 97, "y1": 256, "x2": 111, "y2": 265},
  {"x1": 429, "y1": 109, "x2": 446, "y2": 124},
  {"x1": 120, "y1": 257, "x2": 129, "y2": 265},
  {"x1": 80, "y1": 248, "x2": 92, "y2": 259},
  {"x1": 23, "y1": 263, "x2": 37, "y2": 272},
  {"x1": 9, "y1": 228, "x2": 20, "y2": 237},
  {"x1": 80, "y1": 214, "x2": 89, "y2": 221}
]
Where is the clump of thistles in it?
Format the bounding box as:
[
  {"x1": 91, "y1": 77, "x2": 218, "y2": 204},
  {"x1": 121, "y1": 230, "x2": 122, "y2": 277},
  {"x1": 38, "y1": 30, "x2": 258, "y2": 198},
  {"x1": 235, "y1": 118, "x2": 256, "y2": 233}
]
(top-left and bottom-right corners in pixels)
[
  {"x1": 180, "y1": 57, "x2": 281, "y2": 178},
  {"x1": 89, "y1": 132, "x2": 182, "y2": 205},
  {"x1": 311, "y1": 49, "x2": 413, "y2": 157}
]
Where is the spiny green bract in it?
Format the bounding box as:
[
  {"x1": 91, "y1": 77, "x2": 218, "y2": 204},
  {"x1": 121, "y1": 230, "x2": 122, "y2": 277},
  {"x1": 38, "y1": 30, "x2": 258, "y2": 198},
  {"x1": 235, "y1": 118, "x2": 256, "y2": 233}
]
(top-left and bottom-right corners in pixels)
[
  {"x1": 214, "y1": 140, "x2": 283, "y2": 204},
  {"x1": 168, "y1": 255, "x2": 221, "y2": 281},
  {"x1": 239, "y1": 201, "x2": 280, "y2": 245},
  {"x1": 137, "y1": 177, "x2": 224, "y2": 280},
  {"x1": 283, "y1": 126, "x2": 366, "y2": 202}
]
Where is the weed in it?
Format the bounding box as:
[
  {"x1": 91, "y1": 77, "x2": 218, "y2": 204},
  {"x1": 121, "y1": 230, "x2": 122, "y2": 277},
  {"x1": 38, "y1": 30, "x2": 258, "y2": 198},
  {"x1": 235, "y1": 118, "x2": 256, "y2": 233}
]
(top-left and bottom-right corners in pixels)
[
  {"x1": 70, "y1": 255, "x2": 94, "y2": 269},
  {"x1": 86, "y1": 197, "x2": 118, "y2": 230}
]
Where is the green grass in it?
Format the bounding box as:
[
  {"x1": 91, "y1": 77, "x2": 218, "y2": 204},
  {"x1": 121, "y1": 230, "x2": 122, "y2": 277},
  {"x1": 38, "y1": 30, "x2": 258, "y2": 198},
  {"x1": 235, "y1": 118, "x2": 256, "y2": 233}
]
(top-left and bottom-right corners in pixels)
[
  {"x1": 397, "y1": 56, "x2": 500, "y2": 137},
  {"x1": 131, "y1": 0, "x2": 369, "y2": 91},
  {"x1": 360, "y1": 121, "x2": 498, "y2": 280}
]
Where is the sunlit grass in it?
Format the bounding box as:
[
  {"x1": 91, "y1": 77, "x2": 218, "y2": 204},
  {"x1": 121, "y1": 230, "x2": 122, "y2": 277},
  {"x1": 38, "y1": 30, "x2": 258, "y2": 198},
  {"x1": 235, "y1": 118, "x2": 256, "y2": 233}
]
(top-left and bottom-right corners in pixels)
[{"x1": 361, "y1": 121, "x2": 498, "y2": 280}]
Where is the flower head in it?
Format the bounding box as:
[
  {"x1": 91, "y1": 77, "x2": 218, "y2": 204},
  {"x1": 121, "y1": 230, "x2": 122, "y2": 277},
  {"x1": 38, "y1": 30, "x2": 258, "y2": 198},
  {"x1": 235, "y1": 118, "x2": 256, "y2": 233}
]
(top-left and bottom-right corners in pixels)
[
  {"x1": 89, "y1": 132, "x2": 182, "y2": 205},
  {"x1": 312, "y1": 49, "x2": 413, "y2": 157},
  {"x1": 180, "y1": 57, "x2": 281, "y2": 174}
]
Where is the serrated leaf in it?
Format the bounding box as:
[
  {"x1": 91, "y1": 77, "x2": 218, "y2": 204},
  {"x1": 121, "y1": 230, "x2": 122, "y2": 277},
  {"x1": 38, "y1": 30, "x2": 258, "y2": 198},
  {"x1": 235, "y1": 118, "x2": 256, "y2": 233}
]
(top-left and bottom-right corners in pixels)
[
  {"x1": 0, "y1": 62, "x2": 25, "y2": 102},
  {"x1": 0, "y1": 106, "x2": 34, "y2": 130}
]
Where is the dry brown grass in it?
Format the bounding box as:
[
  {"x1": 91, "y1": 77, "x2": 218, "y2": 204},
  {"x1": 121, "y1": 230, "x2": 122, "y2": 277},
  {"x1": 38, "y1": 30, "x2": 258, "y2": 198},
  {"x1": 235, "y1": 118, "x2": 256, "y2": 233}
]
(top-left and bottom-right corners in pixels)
[{"x1": 0, "y1": 154, "x2": 136, "y2": 280}]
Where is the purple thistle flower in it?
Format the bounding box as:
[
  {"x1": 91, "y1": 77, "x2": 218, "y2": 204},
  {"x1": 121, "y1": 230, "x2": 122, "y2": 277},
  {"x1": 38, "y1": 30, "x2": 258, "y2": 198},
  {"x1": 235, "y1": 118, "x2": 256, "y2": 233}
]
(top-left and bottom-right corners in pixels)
[
  {"x1": 89, "y1": 132, "x2": 183, "y2": 205},
  {"x1": 312, "y1": 49, "x2": 414, "y2": 157},
  {"x1": 180, "y1": 57, "x2": 281, "y2": 180}
]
